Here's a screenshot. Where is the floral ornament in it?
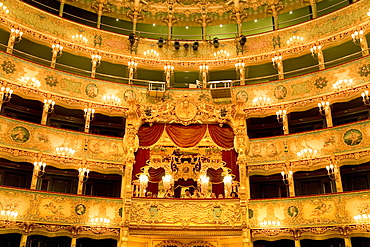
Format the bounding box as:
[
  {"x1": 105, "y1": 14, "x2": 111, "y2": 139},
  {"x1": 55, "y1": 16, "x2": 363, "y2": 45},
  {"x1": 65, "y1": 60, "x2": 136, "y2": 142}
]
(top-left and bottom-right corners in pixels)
[
  {"x1": 44, "y1": 75, "x2": 59, "y2": 87},
  {"x1": 358, "y1": 64, "x2": 370, "y2": 77},
  {"x1": 198, "y1": 94, "x2": 210, "y2": 102},
  {"x1": 314, "y1": 76, "x2": 328, "y2": 89},
  {"x1": 1, "y1": 61, "x2": 16, "y2": 74}
]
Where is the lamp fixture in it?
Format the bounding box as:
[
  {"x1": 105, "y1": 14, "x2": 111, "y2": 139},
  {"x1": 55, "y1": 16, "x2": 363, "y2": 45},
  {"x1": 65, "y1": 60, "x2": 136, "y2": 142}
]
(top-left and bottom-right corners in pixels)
[
  {"x1": 354, "y1": 214, "x2": 370, "y2": 222},
  {"x1": 361, "y1": 90, "x2": 370, "y2": 106},
  {"x1": 326, "y1": 164, "x2": 336, "y2": 180},
  {"x1": 223, "y1": 174, "x2": 233, "y2": 198},
  {"x1": 310, "y1": 44, "x2": 322, "y2": 59},
  {"x1": 78, "y1": 167, "x2": 90, "y2": 182},
  {"x1": 199, "y1": 64, "x2": 209, "y2": 73},
  {"x1": 51, "y1": 42, "x2": 63, "y2": 68},
  {"x1": 286, "y1": 36, "x2": 304, "y2": 46},
  {"x1": 272, "y1": 54, "x2": 282, "y2": 69},
  {"x1": 33, "y1": 161, "x2": 46, "y2": 177},
  {"x1": 0, "y1": 87, "x2": 13, "y2": 102},
  {"x1": 318, "y1": 101, "x2": 330, "y2": 116},
  {"x1": 143, "y1": 49, "x2": 159, "y2": 59},
  {"x1": 128, "y1": 33, "x2": 136, "y2": 45},
  {"x1": 21, "y1": 77, "x2": 41, "y2": 89},
  {"x1": 91, "y1": 54, "x2": 101, "y2": 67},
  {"x1": 162, "y1": 174, "x2": 173, "y2": 192},
  {"x1": 139, "y1": 173, "x2": 149, "y2": 197},
  {"x1": 90, "y1": 217, "x2": 111, "y2": 226},
  {"x1": 212, "y1": 37, "x2": 219, "y2": 48},
  {"x1": 157, "y1": 37, "x2": 165, "y2": 48},
  {"x1": 351, "y1": 29, "x2": 364, "y2": 46},
  {"x1": 0, "y1": 210, "x2": 18, "y2": 221},
  {"x1": 332, "y1": 79, "x2": 353, "y2": 91},
  {"x1": 43, "y1": 99, "x2": 55, "y2": 114},
  {"x1": 10, "y1": 28, "x2": 23, "y2": 43},
  {"x1": 235, "y1": 62, "x2": 245, "y2": 71},
  {"x1": 252, "y1": 96, "x2": 271, "y2": 107},
  {"x1": 55, "y1": 146, "x2": 76, "y2": 158},
  {"x1": 213, "y1": 49, "x2": 230, "y2": 61},
  {"x1": 239, "y1": 35, "x2": 247, "y2": 46},
  {"x1": 164, "y1": 64, "x2": 174, "y2": 74},
  {"x1": 260, "y1": 220, "x2": 281, "y2": 228},
  {"x1": 198, "y1": 174, "x2": 210, "y2": 197},
  {"x1": 72, "y1": 34, "x2": 88, "y2": 44},
  {"x1": 102, "y1": 95, "x2": 121, "y2": 105},
  {"x1": 296, "y1": 148, "x2": 318, "y2": 159},
  {"x1": 276, "y1": 109, "x2": 286, "y2": 124},
  {"x1": 0, "y1": 2, "x2": 9, "y2": 15},
  {"x1": 84, "y1": 108, "x2": 95, "y2": 119},
  {"x1": 193, "y1": 41, "x2": 199, "y2": 51},
  {"x1": 174, "y1": 41, "x2": 180, "y2": 50},
  {"x1": 281, "y1": 171, "x2": 293, "y2": 185},
  {"x1": 367, "y1": 8, "x2": 370, "y2": 17}
]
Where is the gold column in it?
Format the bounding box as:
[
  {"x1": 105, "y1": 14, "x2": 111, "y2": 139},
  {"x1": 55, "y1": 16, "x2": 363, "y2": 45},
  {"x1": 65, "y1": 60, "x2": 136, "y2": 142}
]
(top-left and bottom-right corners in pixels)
[
  {"x1": 71, "y1": 237, "x2": 77, "y2": 247},
  {"x1": 58, "y1": 0, "x2": 66, "y2": 17},
  {"x1": 7, "y1": 28, "x2": 23, "y2": 54},
  {"x1": 324, "y1": 103, "x2": 333, "y2": 128},
  {"x1": 344, "y1": 237, "x2": 352, "y2": 247},
  {"x1": 30, "y1": 165, "x2": 41, "y2": 190},
  {"x1": 317, "y1": 50, "x2": 325, "y2": 70},
  {"x1": 19, "y1": 234, "x2": 27, "y2": 247},
  {"x1": 41, "y1": 99, "x2": 55, "y2": 125}
]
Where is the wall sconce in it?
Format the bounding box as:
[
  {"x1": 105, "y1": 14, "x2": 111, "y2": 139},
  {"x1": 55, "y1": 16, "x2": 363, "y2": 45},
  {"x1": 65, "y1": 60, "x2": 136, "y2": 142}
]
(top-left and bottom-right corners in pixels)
[
  {"x1": 33, "y1": 161, "x2": 46, "y2": 177},
  {"x1": 318, "y1": 101, "x2": 330, "y2": 116},
  {"x1": 198, "y1": 174, "x2": 209, "y2": 197},
  {"x1": 21, "y1": 77, "x2": 40, "y2": 89},
  {"x1": 212, "y1": 37, "x2": 219, "y2": 48},
  {"x1": 0, "y1": 2, "x2": 9, "y2": 15},
  {"x1": 223, "y1": 174, "x2": 233, "y2": 198},
  {"x1": 354, "y1": 214, "x2": 370, "y2": 223},
  {"x1": 252, "y1": 96, "x2": 271, "y2": 107},
  {"x1": 310, "y1": 44, "x2": 322, "y2": 59},
  {"x1": 296, "y1": 148, "x2": 318, "y2": 159},
  {"x1": 158, "y1": 37, "x2": 165, "y2": 48},
  {"x1": 272, "y1": 54, "x2": 282, "y2": 69},
  {"x1": 84, "y1": 107, "x2": 95, "y2": 120},
  {"x1": 0, "y1": 87, "x2": 13, "y2": 103},
  {"x1": 276, "y1": 109, "x2": 286, "y2": 124},
  {"x1": 183, "y1": 43, "x2": 189, "y2": 49},
  {"x1": 326, "y1": 164, "x2": 336, "y2": 180},
  {"x1": 199, "y1": 64, "x2": 209, "y2": 74},
  {"x1": 90, "y1": 217, "x2": 110, "y2": 226},
  {"x1": 51, "y1": 43, "x2": 63, "y2": 68},
  {"x1": 192, "y1": 41, "x2": 199, "y2": 51},
  {"x1": 10, "y1": 28, "x2": 23, "y2": 43},
  {"x1": 351, "y1": 29, "x2": 364, "y2": 46},
  {"x1": 214, "y1": 50, "x2": 230, "y2": 62},
  {"x1": 281, "y1": 170, "x2": 293, "y2": 185},
  {"x1": 260, "y1": 220, "x2": 281, "y2": 228},
  {"x1": 43, "y1": 99, "x2": 55, "y2": 114},
  {"x1": 239, "y1": 35, "x2": 247, "y2": 46},
  {"x1": 91, "y1": 54, "x2": 101, "y2": 67},
  {"x1": 362, "y1": 90, "x2": 370, "y2": 106},
  {"x1": 102, "y1": 95, "x2": 121, "y2": 105},
  {"x1": 162, "y1": 174, "x2": 173, "y2": 192},
  {"x1": 128, "y1": 60, "x2": 138, "y2": 84},
  {"x1": 368, "y1": 8, "x2": 370, "y2": 17},
  {"x1": 55, "y1": 146, "x2": 75, "y2": 158},
  {"x1": 78, "y1": 167, "x2": 90, "y2": 182},
  {"x1": 0, "y1": 210, "x2": 18, "y2": 221},
  {"x1": 235, "y1": 62, "x2": 245, "y2": 71},
  {"x1": 139, "y1": 173, "x2": 149, "y2": 197},
  {"x1": 143, "y1": 49, "x2": 159, "y2": 59},
  {"x1": 72, "y1": 34, "x2": 88, "y2": 44},
  {"x1": 174, "y1": 41, "x2": 180, "y2": 50}
]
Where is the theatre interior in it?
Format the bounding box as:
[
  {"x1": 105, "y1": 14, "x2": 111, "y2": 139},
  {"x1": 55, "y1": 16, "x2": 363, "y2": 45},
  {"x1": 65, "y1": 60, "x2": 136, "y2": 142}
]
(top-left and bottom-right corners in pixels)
[{"x1": 0, "y1": 0, "x2": 370, "y2": 246}]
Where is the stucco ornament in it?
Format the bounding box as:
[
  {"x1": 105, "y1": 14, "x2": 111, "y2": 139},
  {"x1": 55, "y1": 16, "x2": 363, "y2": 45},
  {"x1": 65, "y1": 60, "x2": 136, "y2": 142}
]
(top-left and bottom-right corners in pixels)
[{"x1": 175, "y1": 100, "x2": 197, "y2": 122}]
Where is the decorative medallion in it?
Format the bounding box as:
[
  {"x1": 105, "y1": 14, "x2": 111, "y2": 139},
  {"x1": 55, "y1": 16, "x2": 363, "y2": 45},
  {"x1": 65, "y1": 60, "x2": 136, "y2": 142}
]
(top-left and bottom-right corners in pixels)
[
  {"x1": 274, "y1": 85, "x2": 287, "y2": 100},
  {"x1": 343, "y1": 129, "x2": 362, "y2": 146},
  {"x1": 358, "y1": 64, "x2": 370, "y2": 77},
  {"x1": 45, "y1": 75, "x2": 59, "y2": 87},
  {"x1": 213, "y1": 206, "x2": 222, "y2": 219},
  {"x1": 236, "y1": 90, "x2": 248, "y2": 102},
  {"x1": 75, "y1": 204, "x2": 86, "y2": 215},
  {"x1": 248, "y1": 209, "x2": 253, "y2": 219},
  {"x1": 149, "y1": 206, "x2": 158, "y2": 218},
  {"x1": 175, "y1": 100, "x2": 197, "y2": 122},
  {"x1": 1, "y1": 61, "x2": 16, "y2": 74},
  {"x1": 10, "y1": 126, "x2": 30, "y2": 143},
  {"x1": 314, "y1": 76, "x2": 328, "y2": 89},
  {"x1": 123, "y1": 89, "x2": 136, "y2": 102},
  {"x1": 85, "y1": 83, "x2": 99, "y2": 98},
  {"x1": 287, "y1": 206, "x2": 298, "y2": 217}
]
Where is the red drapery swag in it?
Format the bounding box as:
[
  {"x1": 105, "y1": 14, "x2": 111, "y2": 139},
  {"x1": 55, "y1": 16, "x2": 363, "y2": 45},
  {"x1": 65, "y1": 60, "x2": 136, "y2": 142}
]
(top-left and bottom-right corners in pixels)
[
  {"x1": 165, "y1": 124, "x2": 207, "y2": 148},
  {"x1": 208, "y1": 124, "x2": 234, "y2": 149},
  {"x1": 138, "y1": 124, "x2": 165, "y2": 147}
]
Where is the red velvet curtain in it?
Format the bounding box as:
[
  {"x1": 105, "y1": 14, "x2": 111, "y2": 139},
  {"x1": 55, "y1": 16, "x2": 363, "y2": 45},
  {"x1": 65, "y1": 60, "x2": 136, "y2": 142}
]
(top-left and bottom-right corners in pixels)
[
  {"x1": 208, "y1": 124, "x2": 234, "y2": 149},
  {"x1": 166, "y1": 124, "x2": 207, "y2": 148},
  {"x1": 133, "y1": 148, "x2": 150, "y2": 180},
  {"x1": 138, "y1": 124, "x2": 165, "y2": 147},
  {"x1": 148, "y1": 167, "x2": 166, "y2": 183},
  {"x1": 222, "y1": 149, "x2": 239, "y2": 181}
]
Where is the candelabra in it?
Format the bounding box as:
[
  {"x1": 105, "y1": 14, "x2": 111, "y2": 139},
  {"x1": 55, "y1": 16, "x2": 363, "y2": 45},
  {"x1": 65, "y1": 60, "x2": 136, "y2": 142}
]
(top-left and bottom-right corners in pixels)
[
  {"x1": 0, "y1": 87, "x2": 13, "y2": 103},
  {"x1": 326, "y1": 164, "x2": 336, "y2": 180},
  {"x1": 55, "y1": 146, "x2": 75, "y2": 158},
  {"x1": 351, "y1": 29, "x2": 364, "y2": 46},
  {"x1": 318, "y1": 101, "x2": 330, "y2": 116},
  {"x1": 354, "y1": 214, "x2": 370, "y2": 223},
  {"x1": 0, "y1": 210, "x2": 18, "y2": 221},
  {"x1": 143, "y1": 49, "x2": 159, "y2": 60},
  {"x1": 362, "y1": 90, "x2": 370, "y2": 106},
  {"x1": 252, "y1": 96, "x2": 271, "y2": 107},
  {"x1": 21, "y1": 77, "x2": 41, "y2": 89},
  {"x1": 139, "y1": 173, "x2": 149, "y2": 197},
  {"x1": 162, "y1": 174, "x2": 173, "y2": 193},
  {"x1": 91, "y1": 54, "x2": 101, "y2": 78},
  {"x1": 276, "y1": 109, "x2": 286, "y2": 124},
  {"x1": 102, "y1": 95, "x2": 121, "y2": 105},
  {"x1": 51, "y1": 43, "x2": 63, "y2": 68},
  {"x1": 0, "y1": 2, "x2": 9, "y2": 15},
  {"x1": 332, "y1": 79, "x2": 353, "y2": 91},
  {"x1": 43, "y1": 99, "x2": 55, "y2": 113},
  {"x1": 223, "y1": 175, "x2": 233, "y2": 198},
  {"x1": 260, "y1": 220, "x2": 281, "y2": 228},
  {"x1": 33, "y1": 161, "x2": 46, "y2": 177},
  {"x1": 84, "y1": 107, "x2": 95, "y2": 133},
  {"x1": 235, "y1": 62, "x2": 245, "y2": 85},
  {"x1": 286, "y1": 36, "x2": 304, "y2": 46},
  {"x1": 164, "y1": 64, "x2": 174, "y2": 88},
  {"x1": 7, "y1": 28, "x2": 23, "y2": 53},
  {"x1": 368, "y1": 8, "x2": 370, "y2": 17},
  {"x1": 128, "y1": 60, "x2": 138, "y2": 84},
  {"x1": 90, "y1": 217, "x2": 110, "y2": 226},
  {"x1": 272, "y1": 54, "x2": 282, "y2": 69},
  {"x1": 72, "y1": 34, "x2": 88, "y2": 44},
  {"x1": 198, "y1": 174, "x2": 210, "y2": 197},
  {"x1": 281, "y1": 171, "x2": 293, "y2": 185},
  {"x1": 296, "y1": 148, "x2": 318, "y2": 159},
  {"x1": 310, "y1": 44, "x2": 322, "y2": 59},
  {"x1": 78, "y1": 167, "x2": 90, "y2": 182}
]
